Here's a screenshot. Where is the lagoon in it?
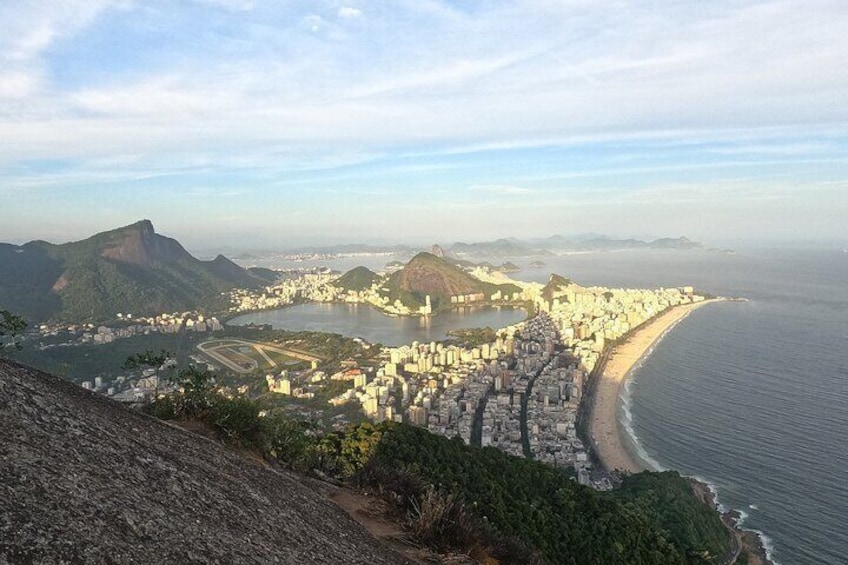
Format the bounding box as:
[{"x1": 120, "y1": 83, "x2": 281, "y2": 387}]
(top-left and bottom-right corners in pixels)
[{"x1": 227, "y1": 303, "x2": 527, "y2": 346}]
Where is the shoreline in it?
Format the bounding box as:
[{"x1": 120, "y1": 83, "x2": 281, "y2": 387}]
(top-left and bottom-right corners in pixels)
[
  {"x1": 588, "y1": 298, "x2": 723, "y2": 474},
  {"x1": 585, "y1": 297, "x2": 776, "y2": 565}
]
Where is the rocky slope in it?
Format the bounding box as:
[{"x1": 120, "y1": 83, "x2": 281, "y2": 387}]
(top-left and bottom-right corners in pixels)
[{"x1": 0, "y1": 358, "x2": 408, "y2": 564}]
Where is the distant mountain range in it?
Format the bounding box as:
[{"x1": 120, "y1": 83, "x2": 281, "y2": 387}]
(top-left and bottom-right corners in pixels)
[
  {"x1": 448, "y1": 235, "x2": 701, "y2": 257},
  {"x1": 0, "y1": 220, "x2": 263, "y2": 324},
  {"x1": 271, "y1": 235, "x2": 702, "y2": 258}
]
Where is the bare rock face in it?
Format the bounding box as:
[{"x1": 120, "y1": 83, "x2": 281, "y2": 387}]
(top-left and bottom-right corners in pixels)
[
  {"x1": 99, "y1": 220, "x2": 193, "y2": 267},
  {"x1": 0, "y1": 359, "x2": 408, "y2": 564}
]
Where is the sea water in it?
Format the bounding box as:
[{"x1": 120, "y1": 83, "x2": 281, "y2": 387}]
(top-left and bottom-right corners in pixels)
[{"x1": 511, "y1": 248, "x2": 847, "y2": 565}]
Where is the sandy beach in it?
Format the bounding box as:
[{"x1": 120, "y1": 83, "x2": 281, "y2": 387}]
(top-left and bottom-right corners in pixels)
[{"x1": 589, "y1": 299, "x2": 722, "y2": 474}]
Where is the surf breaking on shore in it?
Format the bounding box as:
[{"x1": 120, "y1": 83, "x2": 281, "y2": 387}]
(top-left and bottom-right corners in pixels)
[
  {"x1": 587, "y1": 299, "x2": 721, "y2": 474},
  {"x1": 586, "y1": 298, "x2": 777, "y2": 564}
]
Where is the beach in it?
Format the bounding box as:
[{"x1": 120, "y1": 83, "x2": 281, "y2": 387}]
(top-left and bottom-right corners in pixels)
[{"x1": 589, "y1": 299, "x2": 722, "y2": 474}]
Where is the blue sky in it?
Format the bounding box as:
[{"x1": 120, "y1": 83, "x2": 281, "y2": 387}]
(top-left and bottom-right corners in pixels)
[{"x1": 1, "y1": 0, "x2": 847, "y2": 249}]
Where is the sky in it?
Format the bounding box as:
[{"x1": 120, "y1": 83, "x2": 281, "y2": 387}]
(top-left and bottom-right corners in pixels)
[{"x1": 1, "y1": 0, "x2": 847, "y2": 250}]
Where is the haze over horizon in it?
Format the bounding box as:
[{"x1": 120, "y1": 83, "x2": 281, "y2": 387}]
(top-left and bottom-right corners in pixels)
[{"x1": 2, "y1": 1, "x2": 847, "y2": 248}]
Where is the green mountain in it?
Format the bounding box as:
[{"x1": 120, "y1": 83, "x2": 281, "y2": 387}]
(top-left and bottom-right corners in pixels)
[
  {"x1": 353, "y1": 423, "x2": 732, "y2": 564},
  {"x1": 247, "y1": 266, "x2": 282, "y2": 283},
  {"x1": 384, "y1": 252, "x2": 521, "y2": 309},
  {"x1": 333, "y1": 266, "x2": 380, "y2": 292},
  {"x1": 0, "y1": 220, "x2": 263, "y2": 324}
]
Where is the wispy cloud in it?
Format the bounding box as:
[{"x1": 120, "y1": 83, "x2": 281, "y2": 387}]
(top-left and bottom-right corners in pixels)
[
  {"x1": 467, "y1": 184, "x2": 533, "y2": 195},
  {"x1": 338, "y1": 6, "x2": 362, "y2": 19},
  {"x1": 1, "y1": 1, "x2": 847, "y2": 244}
]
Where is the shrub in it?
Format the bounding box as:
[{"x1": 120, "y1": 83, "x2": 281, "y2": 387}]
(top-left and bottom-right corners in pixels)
[
  {"x1": 261, "y1": 414, "x2": 315, "y2": 470},
  {"x1": 408, "y1": 486, "x2": 476, "y2": 552},
  {"x1": 209, "y1": 395, "x2": 262, "y2": 448},
  {"x1": 145, "y1": 395, "x2": 178, "y2": 420}
]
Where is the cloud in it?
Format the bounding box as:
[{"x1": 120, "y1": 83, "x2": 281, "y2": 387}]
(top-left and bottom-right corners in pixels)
[
  {"x1": 192, "y1": 0, "x2": 254, "y2": 11},
  {"x1": 0, "y1": 70, "x2": 41, "y2": 99},
  {"x1": 468, "y1": 184, "x2": 533, "y2": 195},
  {"x1": 338, "y1": 6, "x2": 363, "y2": 19},
  {"x1": 1, "y1": 1, "x2": 847, "y2": 244},
  {"x1": 0, "y1": 1, "x2": 119, "y2": 62}
]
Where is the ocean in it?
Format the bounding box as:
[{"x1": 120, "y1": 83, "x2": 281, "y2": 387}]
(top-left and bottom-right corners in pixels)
[
  {"x1": 510, "y1": 249, "x2": 847, "y2": 565},
  {"x1": 241, "y1": 247, "x2": 847, "y2": 563}
]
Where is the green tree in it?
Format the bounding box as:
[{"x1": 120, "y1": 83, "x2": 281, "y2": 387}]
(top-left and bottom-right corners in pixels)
[
  {"x1": 176, "y1": 366, "x2": 216, "y2": 418},
  {"x1": 123, "y1": 349, "x2": 173, "y2": 399},
  {"x1": 0, "y1": 310, "x2": 27, "y2": 350},
  {"x1": 261, "y1": 414, "x2": 316, "y2": 470}
]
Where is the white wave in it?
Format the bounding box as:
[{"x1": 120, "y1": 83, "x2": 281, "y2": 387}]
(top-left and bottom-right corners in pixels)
[
  {"x1": 758, "y1": 531, "x2": 780, "y2": 564},
  {"x1": 618, "y1": 377, "x2": 665, "y2": 472},
  {"x1": 684, "y1": 478, "x2": 781, "y2": 564},
  {"x1": 689, "y1": 475, "x2": 726, "y2": 513},
  {"x1": 614, "y1": 314, "x2": 695, "y2": 473},
  {"x1": 743, "y1": 528, "x2": 780, "y2": 565}
]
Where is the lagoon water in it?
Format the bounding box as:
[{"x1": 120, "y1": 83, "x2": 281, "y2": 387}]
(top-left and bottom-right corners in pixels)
[
  {"x1": 239, "y1": 248, "x2": 847, "y2": 564},
  {"x1": 228, "y1": 303, "x2": 526, "y2": 346}
]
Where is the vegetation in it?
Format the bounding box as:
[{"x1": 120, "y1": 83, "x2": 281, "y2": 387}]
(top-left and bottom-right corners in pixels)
[
  {"x1": 445, "y1": 326, "x2": 498, "y2": 347},
  {"x1": 361, "y1": 424, "x2": 700, "y2": 564},
  {"x1": 145, "y1": 366, "x2": 262, "y2": 448},
  {"x1": 123, "y1": 349, "x2": 173, "y2": 396},
  {"x1": 332, "y1": 266, "x2": 380, "y2": 292},
  {"x1": 384, "y1": 252, "x2": 522, "y2": 311},
  {"x1": 141, "y1": 376, "x2": 732, "y2": 565},
  {"x1": 247, "y1": 266, "x2": 281, "y2": 283},
  {"x1": 0, "y1": 310, "x2": 27, "y2": 350},
  {"x1": 0, "y1": 220, "x2": 261, "y2": 324},
  {"x1": 542, "y1": 273, "x2": 574, "y2": 302},
  {"x1": 8, "y1": 332, "x2": 186, "y2": 383},
  {"x1": 616, "y1": 473, "x2": 732, "y2": 563}
]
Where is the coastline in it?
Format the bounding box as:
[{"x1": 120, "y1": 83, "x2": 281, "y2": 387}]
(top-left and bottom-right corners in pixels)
[
  {"x1": 588, "y1": 298, "x2": 722, "y2": 474},
  {"x1": 586, "y1": 297, "x2": 776, "y2": 565}
]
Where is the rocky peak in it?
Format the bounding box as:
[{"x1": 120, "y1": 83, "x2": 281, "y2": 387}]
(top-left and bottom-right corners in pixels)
[{"x1": 99, "y1": 220, "x2": 192, "y2": 266}]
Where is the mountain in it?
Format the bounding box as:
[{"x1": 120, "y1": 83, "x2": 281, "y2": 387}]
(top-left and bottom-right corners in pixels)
[
  {"x1": 450, "y1": 238, "x2": 552, "y2": 258},
  {"x1": 247, "y1": 266, "x2": 282, "y2": 283},
  {"x1": 384, "y1": 252, "x2": 521, "y2": 309},
  {"x1": 541, "y1": 273, "x2": 574, "y2": 302},
  {"x1": 446, "y1": 235, "x2": 703, "y2": 257},
  {"x1": 0, "y1": 220, "x2": 263, "y2": 323},
  {"x1": 333, "y1": 266, "x2": 380, "y2": 292},
  {"x1": 537, "y1": 234, "x2": 703, "y2": 252},
  {"x1": 648, "y1": 236, "x2": 701, "y2": 249},
  {"x1": 362, "y1": 422, "x2": 732, "y2": 564},
  {"x1": 496, "y1": 261, "x2": 521, "y2": 273},
  {"x1": 0, "y1": 358, "x2": 406, "y2": 564}
]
